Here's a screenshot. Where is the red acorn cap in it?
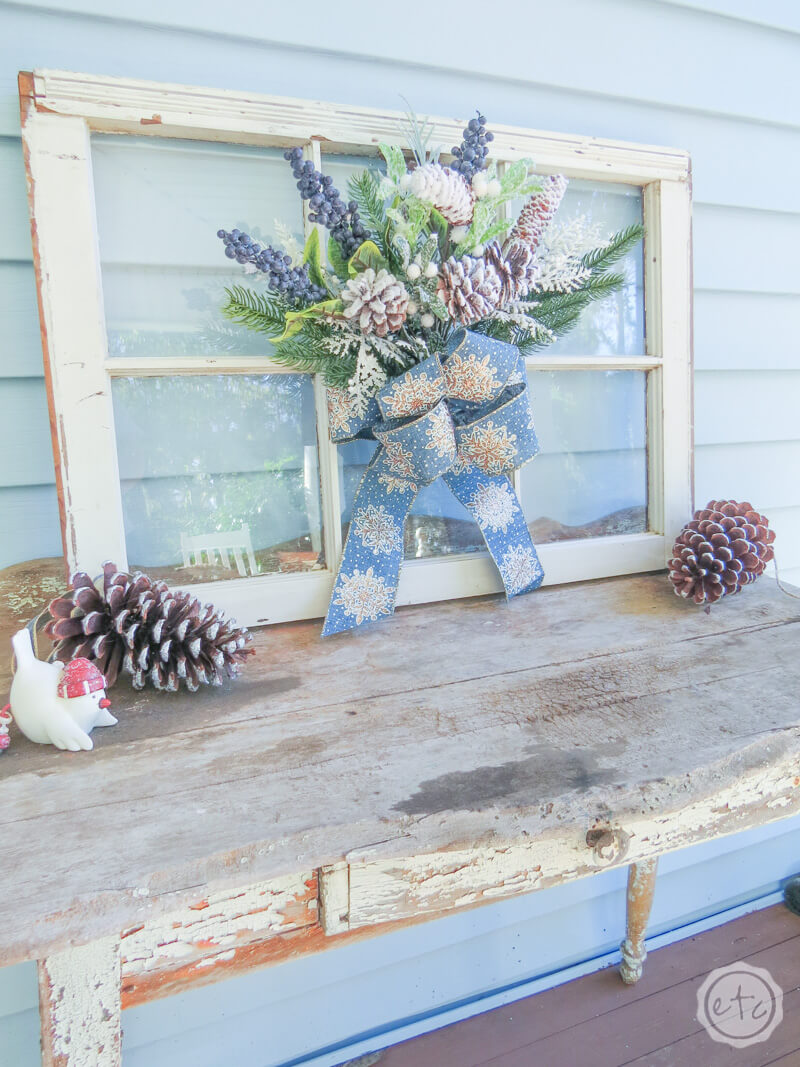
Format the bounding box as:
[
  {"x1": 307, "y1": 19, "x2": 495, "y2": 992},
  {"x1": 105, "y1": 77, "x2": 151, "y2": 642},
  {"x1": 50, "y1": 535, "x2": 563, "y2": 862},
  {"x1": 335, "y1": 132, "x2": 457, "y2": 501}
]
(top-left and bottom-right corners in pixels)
[{"x1": 57, "y1": 658, "x2": 107, "y2": 699}]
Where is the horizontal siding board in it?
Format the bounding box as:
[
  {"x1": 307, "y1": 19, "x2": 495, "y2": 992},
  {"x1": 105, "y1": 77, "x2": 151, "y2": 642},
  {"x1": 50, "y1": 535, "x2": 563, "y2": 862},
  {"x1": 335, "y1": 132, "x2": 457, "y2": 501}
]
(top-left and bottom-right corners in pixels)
[
  {"x1": 0, "y1": 378, "x2": 57, "y2": 487},
  {"x1": 695, "y1": 440, "x2": 800, "y2": 513},
  {"x1": 16, "y1": 0, "x2": 800, "y2": 128},
  {"x1": 654, "y1": 0, "x2": 800, "y2": 34},
  {"x1": 0, "y1": 485, "x2": 63, "y2": 567},
  {"x1": 694, "y1": 291, "x2": 800, "y2": 369},
  {"x1": 0, "y1": 263, "x2": 44, "y2": 376},
  {"x1": 0, "y1": 136, "x2": 33, "y2": 261},
  {"x1": 695, "y1": 370, "x2": 800, "y2": 444},
  {"x1": 693, "y1": 204, "x2": 800, "y2": 294}
]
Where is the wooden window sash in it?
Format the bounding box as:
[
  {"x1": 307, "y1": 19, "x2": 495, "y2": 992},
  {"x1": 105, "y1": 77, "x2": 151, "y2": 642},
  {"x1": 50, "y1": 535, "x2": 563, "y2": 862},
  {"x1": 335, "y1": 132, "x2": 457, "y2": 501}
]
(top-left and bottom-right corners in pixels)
[{"x1": 19, "y1": 70, "x2": 692, "y2": 627}]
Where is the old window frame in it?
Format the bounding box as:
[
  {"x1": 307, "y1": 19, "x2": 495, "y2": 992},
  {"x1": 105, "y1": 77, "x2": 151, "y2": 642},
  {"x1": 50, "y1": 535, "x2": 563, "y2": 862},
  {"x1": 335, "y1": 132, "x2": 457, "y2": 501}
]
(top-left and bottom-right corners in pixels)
[{"x1": 19, "y1": 69, "x2": 693, "y2": 627}]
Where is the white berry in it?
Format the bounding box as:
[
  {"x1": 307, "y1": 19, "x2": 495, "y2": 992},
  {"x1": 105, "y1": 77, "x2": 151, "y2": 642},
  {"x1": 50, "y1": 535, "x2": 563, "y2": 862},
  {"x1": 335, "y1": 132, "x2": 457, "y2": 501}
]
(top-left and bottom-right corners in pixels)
[
  {"x1": 487, "y1": 179, "x2": 502, "y2": 197},
  {"x1": 420, "y1": 313, "x2": 435, "y2": 328},
  {"x1": 407, "y1": 300, "x2": 418, "y2": 315},
  {"x1": 472, "y1": 174, "x2": 489, "y2": 198},
  {"x1": 424, "y1": 262, "x2": 439, "y2": 278},
  {"x1": 473, "y1": 244, "x2": 484, "y2": 257},
  {"x1": 399, "y1": 173, "x2": 412, "y2": 191},
  {"x1": 451, "y1": 226, "x2": 469, "y2": 245},
  {"x1": 406, "y1": 263, "x2": 421, "y2": 280}
]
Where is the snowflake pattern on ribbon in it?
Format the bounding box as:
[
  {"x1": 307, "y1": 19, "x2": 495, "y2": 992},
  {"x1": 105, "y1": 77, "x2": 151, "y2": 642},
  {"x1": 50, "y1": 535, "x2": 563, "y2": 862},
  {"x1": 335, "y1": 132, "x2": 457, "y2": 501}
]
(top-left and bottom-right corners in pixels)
[
  {"x1": 382, "y1": 439, "x2": 416, "y2": 478},
  {"x1": 443, "y1": 351, "x2": 502, "y2": 403},
  {"x1": 353, "y1": 504, "x2": 403, "y2": 554},
  {"x1": 498, "y1": 544, "x2": 543, "y2": 595},
  {"x1": 458, "y1": 420, "x2": 518, "y2": 474},
  {"x1": 327, "y1": 387, "x2": 355, "y2": 437},
  {"x1": 425, "y1": 404, "x2": 457, "y2": 460},
  {"x1": 377, "y1": 473, "x2": 417, "y2": 494},
  {"x1": 469, "y1": 480, "x2": 519, "y2": 533},
  {"x1": 323, "y1": 331, "x2": 544, "y2": 636},
  {"x1": 333, "y1": 567, "x2": 394, "y2": 625},
  {"x1": 381, "y1": 372, "x2": 444, "y2": 417}
]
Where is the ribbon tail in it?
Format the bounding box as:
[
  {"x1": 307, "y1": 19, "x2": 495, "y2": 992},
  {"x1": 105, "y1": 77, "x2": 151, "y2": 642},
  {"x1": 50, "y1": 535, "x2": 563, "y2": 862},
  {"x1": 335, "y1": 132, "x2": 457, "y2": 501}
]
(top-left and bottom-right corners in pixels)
[
  {"x1": 444, "y1": 467, "x2": 544, "y2": 598},
  {"x1": 322, "y1": 451, "x2": 420, "y2": 636}
]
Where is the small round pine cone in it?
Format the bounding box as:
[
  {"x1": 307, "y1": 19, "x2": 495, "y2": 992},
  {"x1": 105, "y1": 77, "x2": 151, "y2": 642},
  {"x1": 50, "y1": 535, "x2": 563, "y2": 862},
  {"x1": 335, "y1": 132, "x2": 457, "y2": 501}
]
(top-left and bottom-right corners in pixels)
[
  {"x1": 668, "y1": 500, "x2": 775, "y2": 604},
  {"x1": 44, "y1": 562, "x2": 254, "y2": 692},
  {"x1": 342, "y1": 268, "x2": 409, "y2": 337},
  {"x1": 437, "y1": 254, "x2": 502, "y2": 325}
]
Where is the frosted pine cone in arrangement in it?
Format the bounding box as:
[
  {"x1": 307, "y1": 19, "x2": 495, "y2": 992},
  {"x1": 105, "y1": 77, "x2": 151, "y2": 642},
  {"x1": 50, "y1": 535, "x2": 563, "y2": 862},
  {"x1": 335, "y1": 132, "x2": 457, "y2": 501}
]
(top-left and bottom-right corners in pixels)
[
  {"x1": 483, "y1": 240, "x2": 538, "y2": 302},
  {"x1": 437, "y1": 254, "x2": 502, "y2": 325},
  {"x1": 668, "y1": 500, "x2": 776, "y2": 604},
  {"x1": 406, "y1": 163, "x2": 475, "y2": 226},
  {"x1": 44, "y1": 563, "x2": 254, "y2": 692},
  {"x1": 342, "y1": 268, "x2": 409, "y2": 337},
  {"x1": 507, "y1": 174, "x2": 569, "y2": 253}
]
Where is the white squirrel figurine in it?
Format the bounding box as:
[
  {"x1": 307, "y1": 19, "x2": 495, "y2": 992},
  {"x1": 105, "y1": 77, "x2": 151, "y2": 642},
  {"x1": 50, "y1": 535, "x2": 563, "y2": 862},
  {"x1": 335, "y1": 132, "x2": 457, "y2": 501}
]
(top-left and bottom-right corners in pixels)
[{"x1": 9, "y1": 629, "x2": 117, "y2": 751}]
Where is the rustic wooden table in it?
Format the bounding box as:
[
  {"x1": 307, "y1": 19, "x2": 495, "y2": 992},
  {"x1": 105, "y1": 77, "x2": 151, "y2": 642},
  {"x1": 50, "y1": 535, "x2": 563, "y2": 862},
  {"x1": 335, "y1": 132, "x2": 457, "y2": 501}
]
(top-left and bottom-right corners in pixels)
[{"x1": 1, "y1": 562, "x2": 799, "y2": 1066}]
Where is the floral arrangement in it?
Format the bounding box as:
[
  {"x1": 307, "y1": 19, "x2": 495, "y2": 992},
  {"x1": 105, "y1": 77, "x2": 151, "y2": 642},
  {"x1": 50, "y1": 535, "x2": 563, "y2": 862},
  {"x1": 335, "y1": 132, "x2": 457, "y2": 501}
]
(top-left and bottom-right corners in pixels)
[
  {"x1": 217, "y1": 109, "x2": 643, "y2": 413},
  {"x1": 216, "y1": 108, "x2": 644, "y2": 636}
]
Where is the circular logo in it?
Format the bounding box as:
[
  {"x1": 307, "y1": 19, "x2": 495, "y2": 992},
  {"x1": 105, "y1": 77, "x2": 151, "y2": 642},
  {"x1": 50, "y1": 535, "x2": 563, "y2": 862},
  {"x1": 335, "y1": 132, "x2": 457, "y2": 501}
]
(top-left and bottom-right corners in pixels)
[{"x1": 697, "y1": 962, "x2": 783, "y2": 1048}]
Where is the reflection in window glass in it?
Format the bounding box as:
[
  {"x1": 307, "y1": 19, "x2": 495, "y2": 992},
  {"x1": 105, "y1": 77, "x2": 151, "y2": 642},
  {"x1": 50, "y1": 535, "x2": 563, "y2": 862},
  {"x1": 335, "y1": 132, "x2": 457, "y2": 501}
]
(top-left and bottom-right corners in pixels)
[
  {"x1": 338, "y1": 439, "x2": 485, "y2": 560},
  {"x1": 112, "y1": 375, "x2": 324, "y2": 582},
  {"x1": 520, "y1": 179, "x2": 644, "y2": 356},
  {"x1": 92, "y1": 136, "x2": 305, "y2": 358},
  {"x1": 521, "y1": 370, "x2": 647, "y2": 540}
]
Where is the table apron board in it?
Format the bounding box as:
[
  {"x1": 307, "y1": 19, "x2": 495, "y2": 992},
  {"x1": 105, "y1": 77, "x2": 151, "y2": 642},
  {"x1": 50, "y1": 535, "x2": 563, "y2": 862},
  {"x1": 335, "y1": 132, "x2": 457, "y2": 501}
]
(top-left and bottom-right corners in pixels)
[{"x1": 35, "y1": 752, "x2": 800, "y2": 1066}]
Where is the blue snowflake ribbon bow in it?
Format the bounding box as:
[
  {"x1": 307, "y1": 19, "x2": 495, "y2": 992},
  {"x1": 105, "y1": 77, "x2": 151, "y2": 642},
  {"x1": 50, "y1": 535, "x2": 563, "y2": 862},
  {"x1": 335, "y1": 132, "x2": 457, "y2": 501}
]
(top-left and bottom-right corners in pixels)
[{"x1": 322, "y1": 330, "x2": 544, "y2": 636}]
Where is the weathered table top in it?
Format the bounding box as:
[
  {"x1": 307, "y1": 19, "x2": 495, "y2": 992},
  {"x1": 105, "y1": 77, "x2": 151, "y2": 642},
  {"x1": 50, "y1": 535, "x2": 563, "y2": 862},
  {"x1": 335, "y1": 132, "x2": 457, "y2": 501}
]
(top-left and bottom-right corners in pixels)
[{"x1": 1, "y1": 562, "x2": 799, "y2": 966}]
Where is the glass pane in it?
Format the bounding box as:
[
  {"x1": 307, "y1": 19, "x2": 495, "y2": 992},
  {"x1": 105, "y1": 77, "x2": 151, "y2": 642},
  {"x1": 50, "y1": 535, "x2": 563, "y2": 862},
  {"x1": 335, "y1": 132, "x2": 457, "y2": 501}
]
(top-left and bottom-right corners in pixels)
[
  {"x1": 338, "y1": 440, "x2": 485, "y2": 560},
  {"x1": 522, "y1": 370, "x2": 647, "y2": 540},
  {"x1": 111, "y1": 375, "x2": 324, "y2": 582},
  {"x1": 91, "y1": 135, "x2": 305, "y2": 358},
  {"x1": 516, "y1": 179, "x2": 644, "y2": 356}
]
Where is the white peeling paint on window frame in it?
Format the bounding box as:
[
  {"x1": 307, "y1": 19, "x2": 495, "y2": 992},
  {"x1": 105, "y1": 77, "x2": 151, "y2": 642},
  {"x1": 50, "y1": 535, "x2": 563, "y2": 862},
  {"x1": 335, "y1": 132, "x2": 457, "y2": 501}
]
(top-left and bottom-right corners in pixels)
[{"x1": 18, "y1": 69, "x2": 693, "y2": 626}]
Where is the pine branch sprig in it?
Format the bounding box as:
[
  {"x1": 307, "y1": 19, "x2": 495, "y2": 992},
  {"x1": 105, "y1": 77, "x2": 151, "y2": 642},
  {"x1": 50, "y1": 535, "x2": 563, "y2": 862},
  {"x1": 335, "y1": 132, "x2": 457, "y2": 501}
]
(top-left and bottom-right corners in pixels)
[
  {"x1": 347, "y1": 170, "x2": 390, "y2": 255},
  {"x1": 221, "y1": 285, "x2": 289, "y2": 336},
  {"x1": 581, "y1": 223, "x2": 644, "y2": 273}
]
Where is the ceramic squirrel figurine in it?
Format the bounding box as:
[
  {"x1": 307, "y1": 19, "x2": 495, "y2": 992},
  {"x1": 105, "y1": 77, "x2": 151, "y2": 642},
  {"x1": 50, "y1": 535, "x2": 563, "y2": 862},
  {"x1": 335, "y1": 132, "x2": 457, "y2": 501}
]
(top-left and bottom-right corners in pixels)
[{"x1": 9, "y1": 629, "x2": 116, "y2": 751}]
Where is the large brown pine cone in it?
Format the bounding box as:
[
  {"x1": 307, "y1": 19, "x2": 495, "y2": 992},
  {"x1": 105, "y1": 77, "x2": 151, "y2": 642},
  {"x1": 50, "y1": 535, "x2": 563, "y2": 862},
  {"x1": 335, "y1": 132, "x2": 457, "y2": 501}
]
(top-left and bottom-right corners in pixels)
[
  {"x1": 483, "y1": 240, "x2": 538, "y2": 303},
  {"x1": 668, "y1": 500, "x2": 776, "y2": 604},
  {"x1": 437, "y1": 254, "x2": 502, "y2": 325},
  {"x1": 44, "y1": 562, "x2": 254, "y2": 692},
  {"x1": 507, "y1": 174, "x2": 568, "y2": 252}
]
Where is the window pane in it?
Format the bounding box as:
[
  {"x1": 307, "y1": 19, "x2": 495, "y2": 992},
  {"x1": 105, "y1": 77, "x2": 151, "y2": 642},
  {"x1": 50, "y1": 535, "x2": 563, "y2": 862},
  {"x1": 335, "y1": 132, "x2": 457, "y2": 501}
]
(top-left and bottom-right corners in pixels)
[
  {"x1": 111, "y1": 375, "x2": 324, "y2": 582},
  {"x1": 518, "y1": 179, "x2": 644, "y2": 356},
  {"x1": 338, "y1": 440, "x2": 485, "y2": 560},
  {"x1": 91, "y1": 136, "x2": 305, "y2": 358},
  {"x1": 521, "y1": 370, "x2": 647, "y2": 540}
]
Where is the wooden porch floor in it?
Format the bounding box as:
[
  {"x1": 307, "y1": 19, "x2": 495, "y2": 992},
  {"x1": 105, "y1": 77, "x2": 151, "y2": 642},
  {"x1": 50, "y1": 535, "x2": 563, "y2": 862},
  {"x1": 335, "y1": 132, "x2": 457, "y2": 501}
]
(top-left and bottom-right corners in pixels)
[{"x1": 364, "y1": 904, "x2": 800, "y2": 1067}]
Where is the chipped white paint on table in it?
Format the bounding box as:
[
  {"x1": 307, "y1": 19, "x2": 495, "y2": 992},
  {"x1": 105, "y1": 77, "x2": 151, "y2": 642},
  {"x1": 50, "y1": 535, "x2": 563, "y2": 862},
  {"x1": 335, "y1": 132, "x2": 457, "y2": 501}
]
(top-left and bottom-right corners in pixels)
[{"x1": 1, "y1": 569, "x2": 799, "y2": 1065}]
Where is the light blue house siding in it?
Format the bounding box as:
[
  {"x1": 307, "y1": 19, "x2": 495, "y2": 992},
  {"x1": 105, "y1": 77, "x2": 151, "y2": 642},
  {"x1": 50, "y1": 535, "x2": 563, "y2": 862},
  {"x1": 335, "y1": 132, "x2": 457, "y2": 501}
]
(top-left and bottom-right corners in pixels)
[{"x1": 1, "y1": 1, "x2": 798, "y2": 1063}]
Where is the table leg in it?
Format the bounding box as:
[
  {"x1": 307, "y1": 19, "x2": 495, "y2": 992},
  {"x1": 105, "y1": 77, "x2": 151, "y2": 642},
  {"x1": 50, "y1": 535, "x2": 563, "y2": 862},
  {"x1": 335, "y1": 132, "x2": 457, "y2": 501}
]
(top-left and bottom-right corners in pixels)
[
  {"x1": 38, "y1": 937, "x2": 121, "y2": 1066},
  {"x1": 619, "y1": 857, "x2": 658, "y2": 985}
]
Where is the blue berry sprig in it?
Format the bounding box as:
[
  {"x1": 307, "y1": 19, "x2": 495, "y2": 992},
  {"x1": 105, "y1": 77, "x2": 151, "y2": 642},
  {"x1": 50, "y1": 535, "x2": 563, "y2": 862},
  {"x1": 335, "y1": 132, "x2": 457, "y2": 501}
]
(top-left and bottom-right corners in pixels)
[
  {"x1": 450, "y1": 112, "x2": 494, "y2": 181},
  {"x1": 217, "y1": 229, "x2": 327, "y2": 306},
  {"x1": 283, "y1": 147, "x2": 369, "y2": 258}
]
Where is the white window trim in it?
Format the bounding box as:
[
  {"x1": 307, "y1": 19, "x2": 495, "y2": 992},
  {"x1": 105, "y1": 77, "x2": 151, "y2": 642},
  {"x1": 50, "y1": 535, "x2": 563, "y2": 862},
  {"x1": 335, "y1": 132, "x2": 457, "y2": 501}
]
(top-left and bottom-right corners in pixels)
[{"x1": 19, "y1": 69, "x2": 693, "y2": 627}]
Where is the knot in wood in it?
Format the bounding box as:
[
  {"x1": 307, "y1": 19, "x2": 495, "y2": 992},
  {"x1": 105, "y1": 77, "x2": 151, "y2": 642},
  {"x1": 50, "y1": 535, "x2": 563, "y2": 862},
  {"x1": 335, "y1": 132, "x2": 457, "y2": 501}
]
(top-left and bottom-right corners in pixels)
[{"x1": 586, "y1": 827, "x2": 630, "y2": 866}]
